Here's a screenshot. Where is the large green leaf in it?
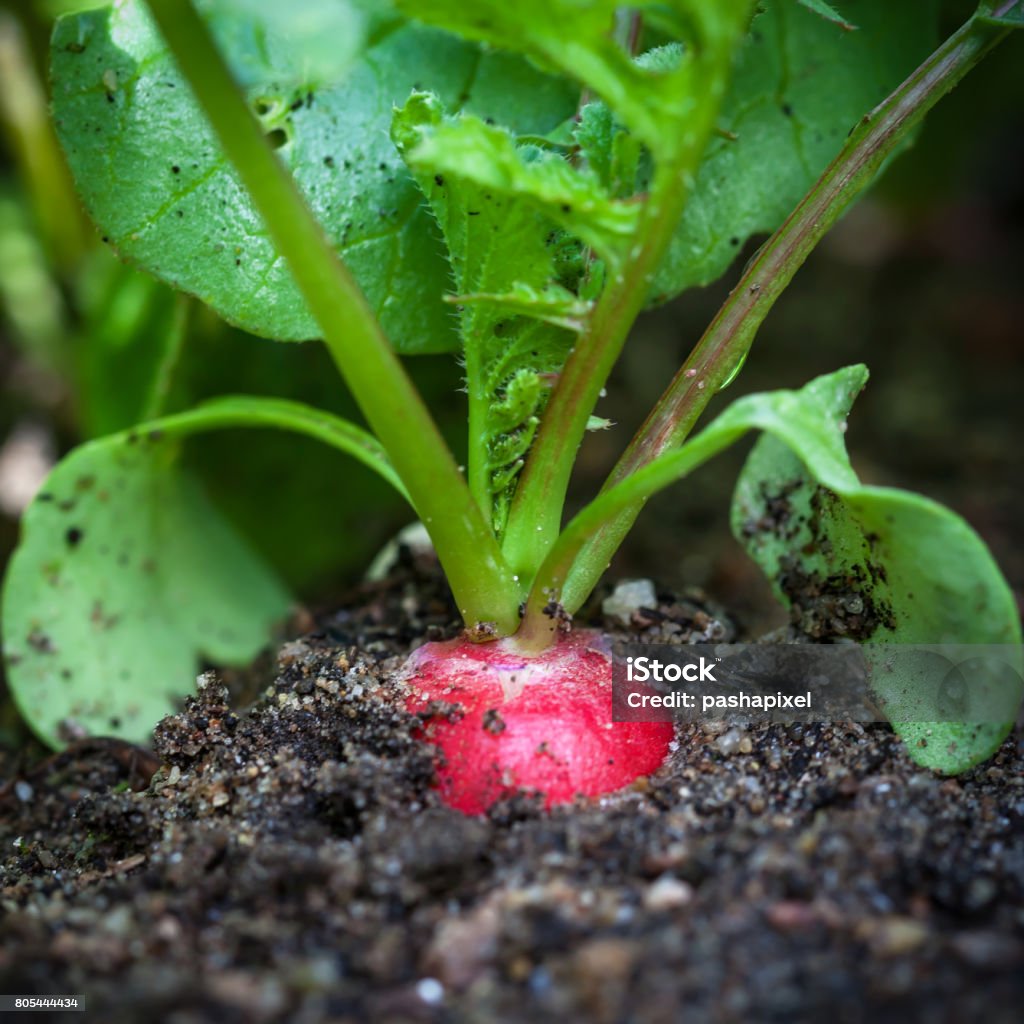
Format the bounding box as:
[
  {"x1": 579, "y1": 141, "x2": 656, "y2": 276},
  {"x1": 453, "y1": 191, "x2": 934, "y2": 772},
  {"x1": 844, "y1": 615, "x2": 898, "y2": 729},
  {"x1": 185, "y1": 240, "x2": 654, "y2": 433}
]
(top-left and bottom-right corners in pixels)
[
  {"x1": 2, "y1": 396, "x2": 406, "y2": 748},
  {"x1": 50, "y1": 0, "x2": 576, "y2": 353},
  {"x1": 646, "y1": 0, "x2": 938, "y2": 303},
  {"x1": 730, "y1": 367, "x2": 1022, "y2": 773},
  {"x1": 3, "y1": 442, "x2": 289, "y2": 748}
]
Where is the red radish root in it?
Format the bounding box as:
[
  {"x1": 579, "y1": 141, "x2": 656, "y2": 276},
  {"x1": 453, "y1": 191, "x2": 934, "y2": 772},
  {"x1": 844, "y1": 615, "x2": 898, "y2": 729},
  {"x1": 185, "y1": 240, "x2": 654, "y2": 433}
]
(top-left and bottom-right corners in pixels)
[{"x1": 403, "y1": 629, "x2": 673, "y2": 814}]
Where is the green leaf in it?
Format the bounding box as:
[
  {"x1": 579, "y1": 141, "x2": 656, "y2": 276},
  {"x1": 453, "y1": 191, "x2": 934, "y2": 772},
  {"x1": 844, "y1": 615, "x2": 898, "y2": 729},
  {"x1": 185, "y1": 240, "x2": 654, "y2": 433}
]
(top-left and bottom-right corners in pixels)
[
  {"x1": 50, "y1": 0, "x2": 576, "y2": 353},
  {"x1": 2, "y1": 396, "x2": 407, "y2": 748},
  {"x1": 728, "y1": 369, "x2": 1019, "y2": 646},
  {"x1": 394, "y1": 92, "x2": 598, "y2": 532},
  {"x1": 2, "y1": 440, "x2": 289, "y2": 748},
  {"x1": 396, "y1": 1, "x2": 744, "y2": 160},
  {"x1": 730, "y1": 366, "x2": 1022, "y2": 773},
  {"x1": 450, "y1": 283, "x2": 591, "y2": 332},
  {"x1": 395, "y1": 97, "x2": 641, "y2": 263},
  {"x1": 531, "y1": 367, "x2": 1020, "y2": 774},
  {"x1": 575, "y1": 101, "x2": 643, "y2": 200},
  {"x1": 645, "y1": 0, "x2": 939, "y2": 303}
]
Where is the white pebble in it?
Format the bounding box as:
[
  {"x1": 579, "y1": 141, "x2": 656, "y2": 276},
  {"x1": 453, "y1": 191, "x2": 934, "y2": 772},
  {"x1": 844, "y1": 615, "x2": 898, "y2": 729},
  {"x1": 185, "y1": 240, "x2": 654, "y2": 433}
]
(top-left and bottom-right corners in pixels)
[
  {"x1": 602, "y1": 579, "x2": 657, "y2": 624},
  {"x1": 415, "y1": 978, "x2": 444, "y2": 1005},
  {"x1": 644, "y1": 874, "x2": 694, "y2": 912}
]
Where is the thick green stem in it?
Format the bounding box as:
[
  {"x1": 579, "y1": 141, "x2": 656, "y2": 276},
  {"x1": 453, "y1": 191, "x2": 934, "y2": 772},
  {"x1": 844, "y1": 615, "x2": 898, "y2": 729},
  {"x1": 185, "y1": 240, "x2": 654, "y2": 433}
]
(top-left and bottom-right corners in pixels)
[
  {"x1": 499, "y1": 9, "x2": 750, "y2": 588},
  {"x1": 537, "y1": 2, "x2": 1020, "y2": 624},
  {"x1": 145, "y1": 0, "x2": 519, "y2": 633}
]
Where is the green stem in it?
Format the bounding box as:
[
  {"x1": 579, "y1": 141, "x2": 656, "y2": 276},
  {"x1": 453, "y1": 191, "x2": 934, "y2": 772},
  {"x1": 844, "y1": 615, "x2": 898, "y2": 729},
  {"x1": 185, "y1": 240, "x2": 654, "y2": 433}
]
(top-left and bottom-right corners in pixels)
[
  {"x1": 144, "y1": 0, "x2": 519, "y2": 633},
  {"x1": 500, "y1": 8, "x2": 748, "y2": 587},
  {"x1": 141, "y1": 395, "x2": 411, "y2": 499},
  {"x1": 542, "y1": 1, "x2": 1020, "y2": 621}
]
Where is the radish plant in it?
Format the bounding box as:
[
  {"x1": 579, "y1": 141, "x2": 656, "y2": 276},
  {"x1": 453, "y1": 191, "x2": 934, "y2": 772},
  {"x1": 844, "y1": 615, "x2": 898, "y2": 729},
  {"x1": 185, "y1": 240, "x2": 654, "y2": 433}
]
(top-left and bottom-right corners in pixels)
[{"x1": 3, "y1": 0, "x2": 1022, "y2": 809}]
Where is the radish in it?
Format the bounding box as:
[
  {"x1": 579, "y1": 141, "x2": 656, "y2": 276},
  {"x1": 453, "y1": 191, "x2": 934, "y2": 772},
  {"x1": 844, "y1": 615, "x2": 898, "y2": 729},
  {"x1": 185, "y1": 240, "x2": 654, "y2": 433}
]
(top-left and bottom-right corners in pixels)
[{"x1": 403, "y1": 630, "x2": 673, "y2": 814}]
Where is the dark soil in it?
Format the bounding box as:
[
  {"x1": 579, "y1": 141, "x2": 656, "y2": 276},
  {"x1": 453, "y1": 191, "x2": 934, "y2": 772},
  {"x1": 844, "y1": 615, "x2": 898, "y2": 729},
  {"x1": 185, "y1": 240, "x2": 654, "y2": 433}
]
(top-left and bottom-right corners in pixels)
[{"x1": 1, "y1": 555, "x2": 1022, "y2": 1024}]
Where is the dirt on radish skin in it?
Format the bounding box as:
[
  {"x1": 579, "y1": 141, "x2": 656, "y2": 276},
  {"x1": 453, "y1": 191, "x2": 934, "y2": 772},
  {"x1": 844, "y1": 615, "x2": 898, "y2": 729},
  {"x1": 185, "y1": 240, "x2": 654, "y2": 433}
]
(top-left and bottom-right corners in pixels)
[{"x1": 403, "y1": 630, "x2": 673, "y2": 813}]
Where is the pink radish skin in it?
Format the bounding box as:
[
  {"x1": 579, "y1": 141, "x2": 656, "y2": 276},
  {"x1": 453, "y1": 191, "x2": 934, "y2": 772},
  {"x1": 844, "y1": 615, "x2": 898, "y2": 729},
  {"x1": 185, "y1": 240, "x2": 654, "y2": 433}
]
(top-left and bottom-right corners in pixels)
[{"x1": 403, "y1": 629, "x2": 674, "y2": 814}]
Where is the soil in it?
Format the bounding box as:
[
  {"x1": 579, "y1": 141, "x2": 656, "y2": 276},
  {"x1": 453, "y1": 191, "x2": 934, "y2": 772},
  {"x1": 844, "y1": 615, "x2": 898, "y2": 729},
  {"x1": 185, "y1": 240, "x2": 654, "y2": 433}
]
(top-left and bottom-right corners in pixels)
[{"x1": 2, "y1": 552, "x2": 1022, "y2": 1024}]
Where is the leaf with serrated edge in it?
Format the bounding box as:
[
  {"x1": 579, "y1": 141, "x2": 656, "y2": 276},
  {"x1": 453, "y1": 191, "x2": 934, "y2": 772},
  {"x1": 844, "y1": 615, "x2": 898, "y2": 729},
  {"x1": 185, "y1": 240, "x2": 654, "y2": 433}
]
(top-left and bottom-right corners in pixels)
[
  {"x1": 51, "y1": 0, "x2": 576, "y2": 353},
  {"x1": 394, "y1": 93, "x2": 592, "y2": 532},
  {"x1": 397, "y1": 102, "x2": 638, "y2": 263}
]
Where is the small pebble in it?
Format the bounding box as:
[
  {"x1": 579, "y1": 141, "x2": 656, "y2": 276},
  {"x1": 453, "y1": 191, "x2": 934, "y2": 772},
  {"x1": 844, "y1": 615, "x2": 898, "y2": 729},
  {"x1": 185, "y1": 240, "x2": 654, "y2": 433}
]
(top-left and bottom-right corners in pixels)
[
  {"x1": 716, "y1": 727, "x2": 744, "y2": 755},
  {"x1": 865, "y1": 917, "x2": 928, "y2": 956},
  {"x1": 643, "y1": 875, "x2": 693, "y2": 912},
  {"x1": 415, "y1": 977, "x2": 444, "y2": 1005},
  {"x1": 602, "y1": 579, "x2": 657, "y2": 624}
]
